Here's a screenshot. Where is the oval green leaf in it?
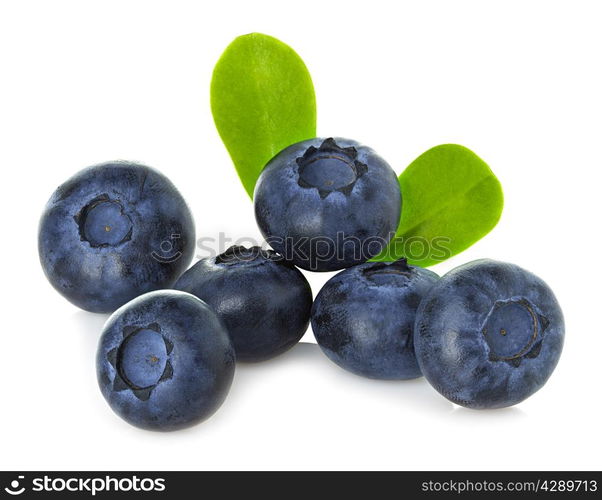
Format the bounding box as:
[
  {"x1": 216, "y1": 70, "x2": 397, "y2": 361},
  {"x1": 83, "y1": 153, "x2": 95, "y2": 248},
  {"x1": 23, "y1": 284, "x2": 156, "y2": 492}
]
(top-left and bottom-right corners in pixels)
[
  {"x1": 373, "y1": 144, "x2": 504, "y2": 267},
  {"x1": 211, "y1": 33, "x2": 317, "y2": 198}
]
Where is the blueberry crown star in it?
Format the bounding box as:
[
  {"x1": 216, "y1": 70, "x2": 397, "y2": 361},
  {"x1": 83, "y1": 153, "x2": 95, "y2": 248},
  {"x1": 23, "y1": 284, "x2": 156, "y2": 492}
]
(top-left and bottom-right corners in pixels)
[
  {"x1": 296, "y1": 138, "x2": 367, "y2": 199},
  {"x1": 107, "y1": 322, "x2": 174, "y2": 401}
]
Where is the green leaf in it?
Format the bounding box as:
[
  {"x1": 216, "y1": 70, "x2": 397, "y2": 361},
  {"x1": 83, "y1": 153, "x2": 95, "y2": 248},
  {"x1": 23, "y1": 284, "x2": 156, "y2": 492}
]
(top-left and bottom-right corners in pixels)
[
  {"x1": 211, "y1": 33, "x2": 317, "y2": 198},
  {"x1": 373, "y1": 144, "x2": 503, "y2": 267}
]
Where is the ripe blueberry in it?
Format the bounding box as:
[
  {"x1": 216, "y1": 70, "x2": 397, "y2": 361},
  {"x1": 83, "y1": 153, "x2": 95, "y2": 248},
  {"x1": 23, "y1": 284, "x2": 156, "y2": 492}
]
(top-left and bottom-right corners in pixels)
[
  {"x1": 311, "y1": 258, "x2": 439, "y2": 379},
  {"x1": 175, "y1": 245, "x2": 313, "y2": 362},
  {"x1": 38, "y1": 161, "x2": 195, "y2": 313},
  {"x1": 96, "y1": 290, "x2": 235, "y2": 431},
  {"x1": 254, "y1": 138, "x2": 401, "y2": 271},
  {"x1": 414, "y1": 259, "x2": 565, "y2": 409}
]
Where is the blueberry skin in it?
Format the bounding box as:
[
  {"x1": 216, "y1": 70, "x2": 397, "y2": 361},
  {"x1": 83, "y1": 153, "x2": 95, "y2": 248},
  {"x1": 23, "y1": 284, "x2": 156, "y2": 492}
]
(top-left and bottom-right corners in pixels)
[
  {"x1": 96, "y1": 290, "x2": 235, "y2": 431},
  {"x1": 39, "y1": 161, "x2": 195, "y2": 313},
  {"x1": 175, "y1": 246, "x2": 313, "y2": 362},
  {"x1": 414, "y1": 259, "x2": 565, "y2": 409},
  {"x1": 311, "y1": 259, "x2": 439, "y2": 379},
  {"x1": 254, "y1": 138, "x2": 401, "y2": 272}
]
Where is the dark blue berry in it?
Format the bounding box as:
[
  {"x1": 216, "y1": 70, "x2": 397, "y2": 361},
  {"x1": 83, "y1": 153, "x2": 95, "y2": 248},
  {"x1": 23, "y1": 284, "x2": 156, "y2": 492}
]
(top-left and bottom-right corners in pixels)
[
  {"x1": 38, "y1": 161, "x2": 195, "y2": 313},
  {"x1": 254, "y1": 138, "x2": 401, "y2": 271},
  {"x1": 175, "y1": 246, "x2": 312, "y2": 362},
  {"x1": 311, "y1": 258, "x2": 439, "y2": 379},
  {"x1": 96, "y1": 290, "x2": 235, "y2": 431},
  {"x1": 414, "y1": 259, "x2": 564, "y2": 409}
]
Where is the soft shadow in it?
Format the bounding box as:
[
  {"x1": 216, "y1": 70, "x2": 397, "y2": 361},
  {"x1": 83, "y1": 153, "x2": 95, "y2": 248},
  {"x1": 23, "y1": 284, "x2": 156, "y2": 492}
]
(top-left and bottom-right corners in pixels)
[
  {"x1": 71, "y1": 310, "x2": 110, "y2": 353},
  {"x1": 238, "y1": 341, "x2": 321, "y2": 367},
  {"x1": 451, "y1": 405, "x2": 527, "y2": 421},
  {"x1": 234, "y1": 342, "x2": 454, "y2": 413}
]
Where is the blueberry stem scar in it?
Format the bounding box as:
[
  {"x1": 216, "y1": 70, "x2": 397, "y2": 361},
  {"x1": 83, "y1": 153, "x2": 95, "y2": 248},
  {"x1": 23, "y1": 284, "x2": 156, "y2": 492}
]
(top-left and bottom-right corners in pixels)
[
  {"x1": 482, "y1": 298, "x2": 541, "y2": 362},
  {"x1": 296, "y1": 138, "x2": 367, "y2": 198},
  {"x1": 74, "y1": 193, "x2": 133, "y2": 248}
]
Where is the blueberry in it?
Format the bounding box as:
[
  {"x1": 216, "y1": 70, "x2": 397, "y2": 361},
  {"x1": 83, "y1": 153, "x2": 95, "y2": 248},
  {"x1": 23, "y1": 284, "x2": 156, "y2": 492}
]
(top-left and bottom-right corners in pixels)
[
  {"x1": 414, "y1": 259, "x2": 564, "y2": 409},
  {"x1": 96, "y1": 290, "x2": 235, "y2": 431},
  {"x1": 175, "y1": 246, "x2": 313, "y2": 362},
  {"x1": 254, "y1": 138, "x2": 401, "y2": 271},
  {"x1": 311, "y1": 258, "x2": 439, "y2": 379},
  {"x1": 38, "y1": 161, "x2": 195, "y2": 313}
]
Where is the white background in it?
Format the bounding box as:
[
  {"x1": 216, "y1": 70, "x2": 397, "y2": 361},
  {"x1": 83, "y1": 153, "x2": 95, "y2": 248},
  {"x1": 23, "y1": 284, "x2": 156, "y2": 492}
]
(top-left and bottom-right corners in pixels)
[{"x1": 0, "y1": 0, "x2": 600, "y2": 471}]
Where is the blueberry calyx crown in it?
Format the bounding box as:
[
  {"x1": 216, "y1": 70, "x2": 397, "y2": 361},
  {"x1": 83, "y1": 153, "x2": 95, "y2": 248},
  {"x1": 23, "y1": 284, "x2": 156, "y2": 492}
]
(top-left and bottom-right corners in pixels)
[
  {"x1": 74, "y1": 194, "x2": 133, "y2": 248},
  {"x1": 107, "y1": 322, "x2": 174, "y2": 401},
  {"x1": 481, "y1": 297, "x2": 550, "y2": 367},
  {"x1": 361, "y1": 258, "x2": 413, "y2": 284},
  {"x1": 363, "y1": 258, "x2": 411, "y2": 275},
  {"x1": 215, "y1": 245, "x2": 282, "y2": 265},
  {"x1": 296, "y1": 138, "x2": 368, "y2": 199}
]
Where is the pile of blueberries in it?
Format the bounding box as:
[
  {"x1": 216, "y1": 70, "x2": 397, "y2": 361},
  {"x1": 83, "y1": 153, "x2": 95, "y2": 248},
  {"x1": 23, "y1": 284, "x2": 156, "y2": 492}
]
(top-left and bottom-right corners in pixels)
[{"x1": 39, "y1": 137, "x2": 564, "y2": 431}]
